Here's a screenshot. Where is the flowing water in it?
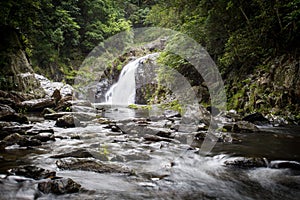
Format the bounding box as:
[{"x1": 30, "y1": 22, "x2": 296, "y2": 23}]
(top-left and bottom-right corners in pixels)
[
  {"x1": 0, "y1": 108, "x2": 299, "y2": 200},
  {"x1": 104, "y1": 53, "x2": 159, "y2": 105}
]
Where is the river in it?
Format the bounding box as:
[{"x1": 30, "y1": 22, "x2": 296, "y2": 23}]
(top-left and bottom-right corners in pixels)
[{"x1": 0, "y1": 106, "x2": 299, "y2": 200}]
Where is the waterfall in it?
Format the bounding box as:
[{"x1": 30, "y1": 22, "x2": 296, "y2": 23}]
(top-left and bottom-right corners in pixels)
[{"x1": 104, "y1": 53, "x2": 159, "y2": 105}]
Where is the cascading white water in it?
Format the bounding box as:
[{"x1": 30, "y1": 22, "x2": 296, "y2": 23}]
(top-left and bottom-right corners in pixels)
[{"x1": 104, "y1": 53, "x2": 159, "y2": 105}]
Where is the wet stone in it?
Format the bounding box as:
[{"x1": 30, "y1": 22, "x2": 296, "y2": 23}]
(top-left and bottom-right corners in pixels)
[
  {"x1": 51, "y1": 149, "x2": 93, "y2": 159},
  {"x1": 143, "y1": 134, "x2": 173, "y2": 143},
  {"x1": 31, "y1": 132, "x2": 55, "y2": 142},
  {"x1": 0, "y1": 104, "x2": 28, "y2": 123},
  {"x1": 224, "y1": 157, "x2": 268, "y2": 168},
  {"x1": 38, "y1": 178, "x2": 81, "y2": 194},
  {"x1": 270, "y1": 160, "x2": 300, "y2": 170},
  {"x1": 55, "y1": 115, "x2": 81, "y2": 128},
  {"x1": 9, "y1": 165, "x2": 56, "y2": 180},
  {"x1": 56, "y1": 158, "x2": 131, "y2": 174},
  {"x1": 1, "y1": 124, "x2": 33, "y2": 138},
  {"x1": 3, "y1": 133, "x2": 42, "y2": 147},
  {"x1": 242, "y1": 112, "x2": 269, "y2": 125},
  {"x1": 18, "y1": 98, "x2": 56, "y2": 112}
]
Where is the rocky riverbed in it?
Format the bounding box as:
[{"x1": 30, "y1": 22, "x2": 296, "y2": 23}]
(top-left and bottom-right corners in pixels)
[{"x1": 0, "y1": 75, "x2": 300, "y2": 199}]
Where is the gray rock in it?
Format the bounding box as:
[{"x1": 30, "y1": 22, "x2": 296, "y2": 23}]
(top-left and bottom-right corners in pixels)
[
  {"x1": 18, "y1": 98, "x2": 56, "y2": 112},
  {"x1": 9, "y1": 165, "x2": 56, "y2": 180},
  {"x1": 0, "y1": 104, "x2": 28, "y2": 123},
  {"x1": 3, "y1": 133, "x2": 42, "y2": 147},
  {"x1": 51, "y1": 149, "x2": 93, "y2": 158},
  {"x1": 242, "y1": 112, "x2": 269, "y2": 125},
  {"x1": 143, "y1": 134, "x2": 173, "y2": 142},
  {"x1": 34, "y1": 73, "x2": 73, "y2": 98},
  {"x1": 270, "y1": 160, "x2": 300, "y2": 170},
  {"x1": 30, "y1": 132, "x2": 55, "y2": 142},
  {"x1": 55, "y1": 115, "x2": 80, "y2": 128},
  {"x1": 45, "y1": 112, "x2": 96, "y2": 121},
  {"x1": 51, "y1": 89, "x2": 61, "y2": 103},
  {"x1": 1, "y1": 124, "x2": 33, "y2": 138},
  {"x1": 224, "y1": 157, "x2": 268, "y2": 168},
  {"x1": 224, "y1": 121, "x2": 259, "y2": 133},
  {"x1": 56, "y1": 158, "x2": 131, "y2": 174},
  {"x1": 38, "y1": 178, "x2": 81, "y2": 194},
  {"x1": 0, "y1": 141, "x2": 7, "y2": 150},
  {"x1": 26, "y1": 127, "x2": 54, "y2": 135}
]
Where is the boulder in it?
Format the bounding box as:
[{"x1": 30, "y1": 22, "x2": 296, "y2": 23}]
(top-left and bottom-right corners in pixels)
[
  {"x1": 0, "y1": 141, "x2": 7, "y2": 151},
  {"x1": 9, "y1": 165, "x2": 56, "y2": 180},
  {"x1": 56, "y1": 158, "x2": 131, "y2": 174},
  {"x1": 55, "y1": 115, "x2": 81, "y2": 128},
  {"x1": 3, "y1": 133, "x2": 41, "y2": 147},
  {"x1": 270, "y1": 160, "x2": 300, "y2": 170},
  {"x1": 45, "y1": 112, "x2": 96, "y2": 121},
  {"x1": 3, "y1": 133, "x2": 27, "y2": 146},
  {"x1": 50, "y1": 149, "x2": 93, "y2": 159},
  {"x1": 51, "y1": 89, "x2": 61, "y2": 103},
  {"x1": 30, "y1": 132, "x2": 55, "y2": 142},
  {"x1": 26, "y1": 128, "x2": 54, "y2": 135},
  {"x1": 18, "y1": 98, "x2": 56, "y2": 112},
  {"x1": 0, "y1": 97, "x2": 16, "y2": 108},
  {"x1": 224, "y1": 121, "x2": 259, "y2": 133},
  {"x1": 242, "y1": 112, "x2": 269, "y2": 125},
  {"x1": 1, "y1": 124, "x2": 33, "y2": 138},
  {"x1": 0, "y1": 104, "x2": 28, "y2": 123},
  {"x1": 38, "y1": 178, "x2": 81, "y2": 194},
  {"x1": 224, "y1": 157, "x2": 268, "y2": 168},
  {"x1": 34, "y1": 73, "x2": 73, "y2": 98}
]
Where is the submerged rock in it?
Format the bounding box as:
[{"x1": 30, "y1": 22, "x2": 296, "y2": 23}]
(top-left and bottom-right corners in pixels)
[
  {"x1": 56, "y1": 158, "x2": 131, "y2": 174},
  {"x1": 9, "y1": 165, "x2": 56, "y2": 180}
]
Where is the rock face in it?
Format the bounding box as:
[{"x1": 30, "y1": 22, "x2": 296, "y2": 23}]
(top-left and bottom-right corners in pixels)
[
  {"x1": 0, "y1": 26, "x2": 36, "y2": 92},
  {"x1": 34, "y1": 74, "x2": 73, "y2": 98},
  {"x1": 135, "y1": 53, "x2": 159, "y2": 104}
]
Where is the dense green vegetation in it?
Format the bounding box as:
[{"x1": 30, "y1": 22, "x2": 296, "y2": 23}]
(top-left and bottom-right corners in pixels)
[
  {"x1": 0, "y1": 0, "x2": 299, "y2": 116},
  {"x1": 146, "y1": 0, "x2": 300, "y2": 115}
]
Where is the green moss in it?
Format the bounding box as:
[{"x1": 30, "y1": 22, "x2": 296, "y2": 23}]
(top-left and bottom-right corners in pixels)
[
  {"x1": 128, "y1": 104, "x2": 152, "y2": 110},
  {"x1": 159, "y1": 99, "x2": 182, "y2": 114}
]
